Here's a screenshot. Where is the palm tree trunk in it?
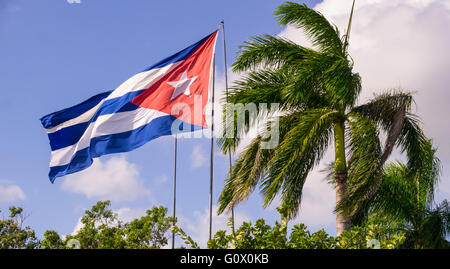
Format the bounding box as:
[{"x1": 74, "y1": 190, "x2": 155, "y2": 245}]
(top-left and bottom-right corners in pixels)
[
  {"x1": 334, "y1": 122, "x2": 351, "y2": 236},
  {"x1": 336, "y1": 1, "x2": 356, "y2": 236},
  {"x1": 335, "y1": 171, "x2": 351, "y2": 236}
]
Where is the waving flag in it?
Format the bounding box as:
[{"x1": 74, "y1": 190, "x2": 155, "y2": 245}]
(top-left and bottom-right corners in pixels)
[{"x1": 40, "y1": 31, "x2": 218, "y2": 182}]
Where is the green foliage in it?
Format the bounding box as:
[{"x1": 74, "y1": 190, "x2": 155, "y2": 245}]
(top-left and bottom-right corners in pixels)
[
  {"x1": 206, "y1": 207, "x2": 404, "y2": 249},
  {"x1": 207, "y1": 218, "x2": 287, "y2": 249},
  {"x1": 0, "y1": 207, "x2": 39, "y2": 249},
  {"x1": 63, "y1": 201, "x2": 176, "y2": 249},
  {"x1": 217, "y1": 0, "x2": 428, "y2": 235},
  {"x1": 125, "y1": 206, "x2": 175, "y2": 249},
  {"x1": 274, "y1": 2, "x2": 343, "y2": 55},
  {"x1": 65, "y1": 201, "x2": 126, "y2": 249},
  {"x1": 40, "y1": 230, "x2": 64, "y2": 249},
  {"x1": 171, "y1": 225, "x2": 200, "y2": 249},
  {"x1": 0, "y1": 200, "x2": 444, "y2": 249},
  {"x1": 336, "y1": 222, "x2": 405, "y2": 249},
  {"x1": 366, "y1": 141, "x2": 450, "y2": 249},
  {"x1": 260, "y1": 108, "x2": 337, "y2": 219},
  {"x1": 1, "y1": 201, "x2": 179, "y2": 249}
]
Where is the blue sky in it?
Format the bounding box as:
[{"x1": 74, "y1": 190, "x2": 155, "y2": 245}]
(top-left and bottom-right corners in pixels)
[
  {"x1": 1, "y1": 0, "x2": 450, "y2": 246},
  {"x1": 0, "y1": 0, "x2": 322, "y2": 242}
]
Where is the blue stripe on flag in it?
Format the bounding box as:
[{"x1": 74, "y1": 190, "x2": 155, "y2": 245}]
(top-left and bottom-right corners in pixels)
[
  {"x1": 40, "y1": 90, "x2": 112, "y2": 129},
  {"x1": 48, "y1": 122, "x2": 91, "y2": 151},
  {"x1": 46, "y1": 91, "x2": 145, "y2": 150},
  {"x1": 48, "y1": 115, "x2": 202, "y2": 182}
]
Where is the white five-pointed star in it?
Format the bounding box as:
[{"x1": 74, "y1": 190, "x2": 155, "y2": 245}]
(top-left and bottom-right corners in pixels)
[{"x1": 167, "y1": 71, "x2": 197, "y2": 100}]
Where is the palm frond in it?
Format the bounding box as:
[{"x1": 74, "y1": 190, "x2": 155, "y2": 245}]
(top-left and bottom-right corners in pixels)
[
  {"x1": 217, "y1": 136, "x2": 272, "y2": 214},
  {"x1": 351, "y1": 90, "x2": 413, "y2": 164},
  {"x1": 262, "y1": 108, "x2": 337, "y2": 219},
  {"x1": 370, "y1": 162, "x2": 419, "y2": 223},
  {"x1": 274, "y1": 2, "x2": 344, "y2": 55},
  {"x1": 320, "y1": 161, "x2": 336, "y2": 186},
  {"x1": 275, "y1": 50, "x2": 361, "y2": 110},
  {"x1": 421, "y1": 200, "x2": 450, "y2": 248},
  {"x1": 321, "y1": 57, "x2": 361, "y2": 108},
  {"x1": 218, "y1": 68, "x2": 289, "y2": 154},
  {"x1": 397, "y1": 114, "x2": 430, "y2": 177},
  {"x1": 346, "y1": 91, "x2": 432, "y2": 213},
  {"x1": 217, "y1": 112, "x2": 304, "y2": 214},
  {"x1": 337, "y1": 113, "x2": 382, "y2": 216},
  {"x1": 417, "y1": 140, "x2": 441, "y2": 204},
  {"x1": 232, "y1": 34, "x2": 315, "y2": 72},
  {"x1": 279, "y1": 52, "x2": 331, "y2": 108},
  {"x1": 351, "y1": 91, "x2": 413, "y2": 127},
  {"x1": 361, "y1": 141, "x2": 445, "y2": 248},
  {"x1": 228, "y1": 69, "x2": 288, "y2": 106}
]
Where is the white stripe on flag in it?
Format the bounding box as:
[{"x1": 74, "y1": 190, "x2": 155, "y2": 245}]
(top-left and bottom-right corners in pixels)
[
  {"x1": 49, "y1": 107, "x2": 168, "y2": 167},
  {"x1": 46, "y1": 62, "x2": 181, "y2": 134}
]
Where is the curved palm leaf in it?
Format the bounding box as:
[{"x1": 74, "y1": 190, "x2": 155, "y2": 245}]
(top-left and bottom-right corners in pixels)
[
  {"x1": 282, "y1": 52, "x2": 360, "y2": 109},
  {"x1": 351, "y1": 91, "x2": 413, "y2": 164},
  {"x1": 217, "y1": 112, "x2": 304, "y2": 214},
  {"x1": 336, "y1": 113, "x2": 382, "y2": 216},
  {"x1": 371, "y1": 162, "x2": 419, "y2": 222},
  {"x1": 218, "y1": 68, "x2": 291, "y2": 154},
  {"x1": 217, "y1": 136, "x2": 270, "y2": 214},
  {"x1": 347, "y1": 91, "x2": 428, "y2": 205},
  {"x1": 421, "y1": 200, "x2": 450, "y2": 248},
  {"x1": 397, "y1": 114, "x2": 429, "y2": 175},
  {"x1": 261, "y1": 108, "x2": 337, "y2": 219},
  {"x1": 232, "y1": 34, "x2": 315, "y2": 72},
  {"x1": 228, "y1": 69, "x2": 289, "y2": 107},
  {"x1": 351, "y1": 91, "x2": 413, "y2": 132},
  {"x1": 275, "y1": 2, "x2": 344, "y2": 55}
]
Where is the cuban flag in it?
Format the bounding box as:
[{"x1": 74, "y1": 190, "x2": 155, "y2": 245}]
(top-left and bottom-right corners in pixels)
[{"x1": 40, "y1": 31, "x2": 218, "y2": 183}]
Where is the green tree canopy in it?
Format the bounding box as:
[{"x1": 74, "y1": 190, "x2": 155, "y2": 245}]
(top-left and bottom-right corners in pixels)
[
  {"x1": 0, "y1": 206, "x2": 39, "y2": 249},
  {"x1": 62, "y1": 201, "x2": 176, "y2": 249},
  {"x1": 367, "y1": 141, "x2": 450, "y2": 248}
]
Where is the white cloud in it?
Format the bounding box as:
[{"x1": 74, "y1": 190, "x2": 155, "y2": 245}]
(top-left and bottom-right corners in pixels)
[
  {"x1": 61, "y1": 156, "x2": 150, "y2": 202},
  {"x1": 0, "y1": 184, "x2": 26, "y2": 203},
  {"x1": 116, "y1": 207, "x2": 148, "y2": 222},
  {"x1": 155, "y1": 174, "x2": 169, "y2": 184},
  {"x1": 190, "y1": 144, "x2": 207, "y2": 168},
  {"x1": 71, "y1": 217, "x2": 84, "y2": 235}
]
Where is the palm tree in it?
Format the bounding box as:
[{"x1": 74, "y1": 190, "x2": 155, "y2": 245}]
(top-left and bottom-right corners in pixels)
[
  {"x1": 217, "y1": 1, "x2": 429, "y2": 235},
  {"x1": 368, "y1": 141, "x2": 450, "y2": 248}
]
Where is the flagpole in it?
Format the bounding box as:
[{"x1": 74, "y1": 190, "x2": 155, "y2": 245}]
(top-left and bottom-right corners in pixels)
[
  {"x1": 209, "y1": 55, "x2": 216, "y2": 241},
  {"x1": 220, "y1": 20, "x2": 235, "y2": 233},
  {"x1": 172, "y1": 135, "x2": 178, "y2": 249}
]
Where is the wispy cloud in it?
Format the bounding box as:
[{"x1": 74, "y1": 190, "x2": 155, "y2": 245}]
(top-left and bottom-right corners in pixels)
[
  {"x1": 155, "y1": 174, "x2": 169, "y2": 184},
  {"x1": 190, "y1": 144, "x2": 207, "y2": 169}
]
